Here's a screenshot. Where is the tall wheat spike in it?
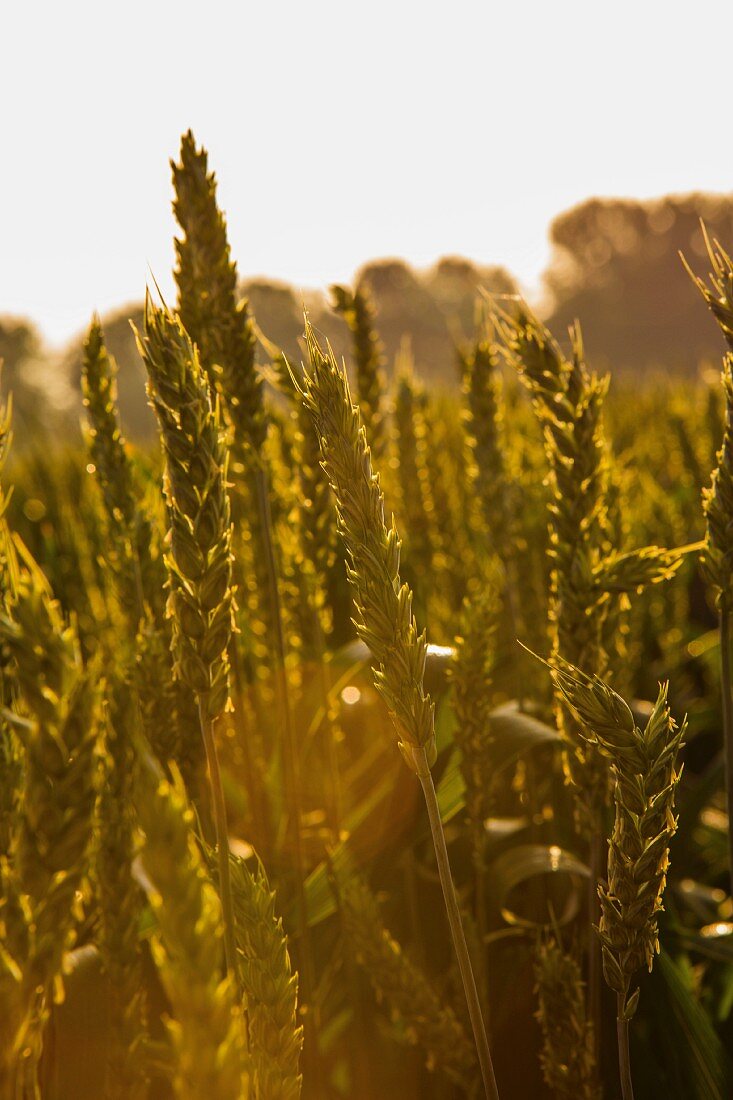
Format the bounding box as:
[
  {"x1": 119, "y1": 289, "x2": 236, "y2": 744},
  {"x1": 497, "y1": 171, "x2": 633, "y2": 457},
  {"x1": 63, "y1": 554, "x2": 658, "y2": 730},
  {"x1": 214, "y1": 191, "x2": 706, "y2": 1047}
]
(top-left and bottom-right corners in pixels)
[
  {"x1": 136, "y1": 299, "x2": 238, "y2": 979},
  {"x1": 172, "y1": 134, "x2": 314, "y2": 1019},
  {"x1": 295, "y1": 319, "x2": 500, "y2": 1100},
  {"x1": 172, "y1": 131, "x2": 265, "y2": 451},
  {"x1": 497, "y1": 307, "x2": 611, "y2": 823},
  {"x1": 136, "y1": 763, "x2": 248, "y2": 1100},
  {"x1": 498, "y1": 306, "x2": 681, "y2": 1045}
]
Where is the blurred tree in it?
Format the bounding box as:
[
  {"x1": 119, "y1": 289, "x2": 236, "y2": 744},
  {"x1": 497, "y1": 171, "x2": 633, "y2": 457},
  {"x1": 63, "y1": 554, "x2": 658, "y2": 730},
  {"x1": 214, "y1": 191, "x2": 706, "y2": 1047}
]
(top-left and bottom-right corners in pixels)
[
  {"x1": 543, "y1": 194, "x2": 733, "y2": 371},
  {"x1": 0, "y1": 316, "x2": 76, "y2": 445},
  {"x1": 60, "y1": 304, "x2": 152, "y2": 443}
]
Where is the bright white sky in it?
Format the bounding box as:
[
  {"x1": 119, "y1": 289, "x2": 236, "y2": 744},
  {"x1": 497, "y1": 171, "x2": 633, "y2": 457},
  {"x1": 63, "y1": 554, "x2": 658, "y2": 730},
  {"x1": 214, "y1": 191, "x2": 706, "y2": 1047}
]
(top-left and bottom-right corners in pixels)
[{"x1": 2, "y1": 1, "x2": 731, "y2": 346}]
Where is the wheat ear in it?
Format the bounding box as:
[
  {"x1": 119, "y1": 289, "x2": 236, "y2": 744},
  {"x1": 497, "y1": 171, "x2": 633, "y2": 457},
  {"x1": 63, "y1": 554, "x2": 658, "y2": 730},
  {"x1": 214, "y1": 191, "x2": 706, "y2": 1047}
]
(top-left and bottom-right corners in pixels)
[
  {"x1": 330, "y1": 282, "x2": 387, "y2": 459},
  {"x1": 222, "y1": 850, "x2": 303, "y2": 1100},
  {"x1": 549, "y1": 658, "x2": 685, "y2": 1100},
  {"x1": 0, "y1": 564, "x2": 101, "y2": 1092},
  {"x1": 136, "y1": 299, "x2": 237, "y2": 980},
  {"x1": 533, "y1": 937, "x2": 600, "y2": 1100},
  {"x1": 171, "y1": 134, "x2": 314, "y2": 1024},
  {"x1": 295, "y1": 319, "x2": 500, "y2": 1100},
  {"x1": 136, "y1": 762, "x2": 247, "y2": 1100},
  {"x1": 335, "y1": 871, "x2": 477, "y2": 1091}
]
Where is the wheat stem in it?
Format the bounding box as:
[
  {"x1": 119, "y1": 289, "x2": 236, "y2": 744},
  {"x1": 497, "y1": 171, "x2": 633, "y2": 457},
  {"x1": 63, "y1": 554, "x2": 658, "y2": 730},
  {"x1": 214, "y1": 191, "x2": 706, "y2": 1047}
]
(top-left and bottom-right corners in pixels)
[
  {"x1": 412, "y1": 745, "x2": 500, "y2": 1100},
  {"x1": 616, "y1": 994, "x2": 635, "y2": 1100},
  {"x1": 720, "y1": 606, "x2": 733, "y2": 897},
  {"x1": 198, "y1": 701, "x2": 237, "y2": 982}
]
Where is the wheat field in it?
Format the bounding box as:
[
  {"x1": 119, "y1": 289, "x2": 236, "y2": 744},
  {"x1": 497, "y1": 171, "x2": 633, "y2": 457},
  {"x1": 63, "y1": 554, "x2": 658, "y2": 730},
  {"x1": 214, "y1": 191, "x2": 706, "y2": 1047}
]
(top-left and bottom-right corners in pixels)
[{"x1": 1, "y1": 132, "x2": 733, "y2": 1100}]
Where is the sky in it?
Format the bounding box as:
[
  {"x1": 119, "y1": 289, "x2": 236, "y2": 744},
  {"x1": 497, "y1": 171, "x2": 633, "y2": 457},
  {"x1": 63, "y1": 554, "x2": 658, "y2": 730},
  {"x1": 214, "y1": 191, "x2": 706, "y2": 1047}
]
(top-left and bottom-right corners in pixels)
[{"x1": 2, "y1": 0, "x2": 732, "y2": 347}]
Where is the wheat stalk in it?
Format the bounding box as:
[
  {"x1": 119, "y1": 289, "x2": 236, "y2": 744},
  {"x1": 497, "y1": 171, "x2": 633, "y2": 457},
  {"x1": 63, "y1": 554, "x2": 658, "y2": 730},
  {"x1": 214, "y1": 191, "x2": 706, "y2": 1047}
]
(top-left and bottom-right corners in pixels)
[{"x1": 295, "y1": 319, "x2": 500, "y2": 1100}]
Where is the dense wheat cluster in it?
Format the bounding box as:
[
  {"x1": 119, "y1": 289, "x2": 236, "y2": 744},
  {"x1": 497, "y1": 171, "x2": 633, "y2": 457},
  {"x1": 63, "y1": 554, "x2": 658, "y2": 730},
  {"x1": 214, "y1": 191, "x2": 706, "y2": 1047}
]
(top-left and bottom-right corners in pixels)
[{"x1": 2, "y1": 133, "x2": 733, "y2": 1100}]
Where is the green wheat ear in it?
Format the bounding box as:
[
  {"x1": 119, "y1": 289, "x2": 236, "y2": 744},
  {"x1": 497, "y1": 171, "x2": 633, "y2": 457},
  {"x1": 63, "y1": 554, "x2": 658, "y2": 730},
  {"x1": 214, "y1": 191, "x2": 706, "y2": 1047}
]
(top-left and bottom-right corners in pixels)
[
  {"x1": 0, "y1": 561, "x2": 102, "y2": 1089},
  {"x1": 135, "y1": 761, "x2": 248, "y2": 1100},
  {"x1": 534, "y1": 937, "x2": 600, "y2": 1100},
  {"x1": 295, "y1": 319, "x2": 436, "y2": 773},
  {"x1": 136, "y1": 297, "x2": 234, "y2": 721},
  {"x1": 335, "y1": 871, "x2": 477, "y2": 1091},
  {"x1": 549, "y1": 657, "x2": 685, "y2": 1012},
  {"x1": 172, "y1": 130, "x2": 265, "y2": 453},
  {"x1": 296, "y1": 318, "x2": 500, "y2": 1100},
  {"x1": 330, "y1": 281, "x2": 387, "y2": 458}
]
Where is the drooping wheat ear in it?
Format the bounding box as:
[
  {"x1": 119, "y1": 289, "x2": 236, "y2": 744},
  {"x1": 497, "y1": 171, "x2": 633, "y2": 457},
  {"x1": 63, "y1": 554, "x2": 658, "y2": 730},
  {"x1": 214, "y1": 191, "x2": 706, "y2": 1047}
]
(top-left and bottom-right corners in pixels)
[
  {"x1": 136, "y1": 298, "x2": 238, "y2": 977},
  {"x1": 95, "y1": 680, "x2": 148, "y2": 1100},
  {"x1": 335, "y1": 872, "x2": 477, "y2": 1092},
  {"x1": 297, "y1": 321, "x2": 499, "y2": 1100},
  {"x1": 549, "y1": 658, "x2": 684, "y2": 1099},
  {"x1": 533, "y1": 937, "x2": 600, "y2": 1100},
  {"x1": 221, "y1": 850, "x2": 303, "y2": 1100},
  {"x1": 297, "y1": 320, "x2": 435, "y2": 772},
  {"x1": 0, "y1": 562, "x2": 102, "y2": 1087},
  {"x1": 330, "y1": 282, "x2": 387, "y2": 459},
  {"x1": 172, "y1": 130, "x2": 265, "y2": 452},
  {"x1": 82, "y1": 316, "x2": 164, "y2": 626},
  {"x1": 135, "y1": 762, "x2": 248, "y2": 1100}
]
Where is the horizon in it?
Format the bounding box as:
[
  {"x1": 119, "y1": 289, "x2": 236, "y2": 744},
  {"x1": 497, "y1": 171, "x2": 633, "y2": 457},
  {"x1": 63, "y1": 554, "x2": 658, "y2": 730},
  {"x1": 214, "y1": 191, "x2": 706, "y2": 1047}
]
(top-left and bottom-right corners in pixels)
[{"x1": 4, "y1": 0, "x2": 733, "y2": 347}]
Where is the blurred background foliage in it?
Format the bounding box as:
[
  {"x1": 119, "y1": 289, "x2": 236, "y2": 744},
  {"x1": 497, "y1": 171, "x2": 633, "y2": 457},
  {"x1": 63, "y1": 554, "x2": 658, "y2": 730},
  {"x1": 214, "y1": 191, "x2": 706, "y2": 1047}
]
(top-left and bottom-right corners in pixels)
[{"x1": 9, "y1": 191, "x2": 733, "y2": 448}]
